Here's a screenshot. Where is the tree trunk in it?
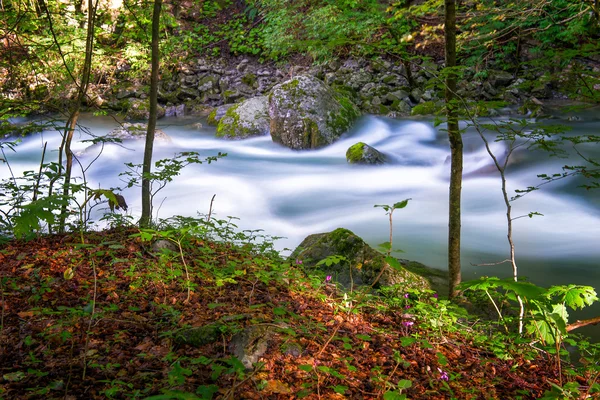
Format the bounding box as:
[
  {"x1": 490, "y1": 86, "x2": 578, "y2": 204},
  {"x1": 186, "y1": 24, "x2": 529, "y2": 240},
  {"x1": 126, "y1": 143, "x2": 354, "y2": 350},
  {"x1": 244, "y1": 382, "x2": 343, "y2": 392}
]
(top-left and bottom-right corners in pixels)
[
  {"x1": 58, "y1": 0, "x2": 96, "y2": 232},
  {"x1": 139, "y1": 0, "x2": 162, "y2": 228},
  {"x1": 445, "y1": 0, "x2": 463, "y2": 299}
]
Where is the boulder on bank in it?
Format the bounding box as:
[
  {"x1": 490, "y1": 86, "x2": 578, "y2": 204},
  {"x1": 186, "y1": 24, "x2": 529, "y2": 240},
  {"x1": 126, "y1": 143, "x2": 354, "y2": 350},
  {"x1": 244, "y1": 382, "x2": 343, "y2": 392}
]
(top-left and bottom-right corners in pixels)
[
  {"x1": 290, "y1": 228, "x2": 429, "y2": 291},
  {"x1": 215, "y1": 96, "x2": 270, "y2": 139},
  {"x1": 268, "y1": 75, "x2": 361, "y2": 150},
  {"x1": 346, "y1": 142, "x2": 387, "y2": 165}
]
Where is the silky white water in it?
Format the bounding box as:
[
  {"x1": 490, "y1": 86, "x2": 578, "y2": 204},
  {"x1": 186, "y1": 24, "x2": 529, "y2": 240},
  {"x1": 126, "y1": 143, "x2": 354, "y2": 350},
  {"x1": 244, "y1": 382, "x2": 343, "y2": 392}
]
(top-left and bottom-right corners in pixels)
[{"x1": 3, "y1": 112, "x2": 599, "y2": 339}]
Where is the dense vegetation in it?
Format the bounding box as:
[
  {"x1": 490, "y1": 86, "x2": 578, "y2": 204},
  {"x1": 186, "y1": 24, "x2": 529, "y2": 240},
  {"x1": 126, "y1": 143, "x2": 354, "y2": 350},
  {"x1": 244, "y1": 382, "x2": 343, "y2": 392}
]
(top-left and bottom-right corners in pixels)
[{"x1": 1, "y1": 0, "x2": 600, "y2": 398}]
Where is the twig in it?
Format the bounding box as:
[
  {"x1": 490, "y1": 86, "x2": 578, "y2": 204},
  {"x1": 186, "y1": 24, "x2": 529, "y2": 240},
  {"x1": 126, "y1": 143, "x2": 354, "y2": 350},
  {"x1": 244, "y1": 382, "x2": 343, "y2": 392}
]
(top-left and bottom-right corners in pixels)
[
  {"x1": 471, "y1": 259, "x2": 512, "y2": 267},
  {"x1": 566, "y1": 316, "x2": 600, "y2": 332},
  {"x1": 82, "y1": 258, "x2": 98, "y2": 380},
  {"x1": 32, "y1": 141, "x2": 47, "y2": 202},
  {"x1": 207, "y1": 194, "x2": 216, "y2": 222},
  {"x1": 222, "y1": 365, "x2": 262, "y2": 400},
  {"x1": 175, "y1": 240, "x2": 191, "y2": 303}
]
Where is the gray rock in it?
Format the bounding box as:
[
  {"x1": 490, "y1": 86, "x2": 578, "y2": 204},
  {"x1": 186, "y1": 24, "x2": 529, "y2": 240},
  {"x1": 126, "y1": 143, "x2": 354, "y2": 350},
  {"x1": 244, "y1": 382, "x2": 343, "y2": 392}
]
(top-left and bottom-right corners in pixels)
[
  {"x1": 386, "y1": 90, "x2": 410, "y2": 103},
  {"x1": 115, "y1": 87, "x2": 138, "y2": 100},
  {"x1": 345, "y1": 70, "x2": 372, "y2": 90},
  {"x1": 268, "y1": 75, "x2": 361, "y2": 150},
  {"x1": 177, "y1": 87, "x2": 199, "y2": 100},
  {"x1": 346, "y1": 142, "x2": 387, "y2": 165},
  {"x1": 229, "y1": 325, "x2": 276, "y2": 369},
  {"x1": 487, "y1": 69, "x2": 514, "y2": 87},
  {"x1": 198, "y1": 74, "x2": 220, "y2": 93},
  {"x1": 410, "y1": 88, "x2": 423, "y2": 103},
  {"x1": 290, "y1": 228, "x2": 430, "y2": 290},
  {"x1": 107, "y1": 122, "x2": 170, "y2": 142},
  {"x1": 164, "y1": 104, "x2": 185, "y2": 118},
  {"x1": 216, "y1": 96, "x2": 270, "y2": 139}
]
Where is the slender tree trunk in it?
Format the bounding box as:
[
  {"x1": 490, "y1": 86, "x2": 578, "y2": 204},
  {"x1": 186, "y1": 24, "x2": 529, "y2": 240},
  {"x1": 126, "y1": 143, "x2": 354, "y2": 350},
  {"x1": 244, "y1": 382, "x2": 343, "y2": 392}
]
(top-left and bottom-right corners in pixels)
[
  {"x1": 139, "y1": 0, "x2": 162, "y2": 228},
  {"x1": 445, "y1": 0, "x2": 463, "y2": 299},
  {"x1": 58, "y1": 0, "x2": 96, "y2": 232}
]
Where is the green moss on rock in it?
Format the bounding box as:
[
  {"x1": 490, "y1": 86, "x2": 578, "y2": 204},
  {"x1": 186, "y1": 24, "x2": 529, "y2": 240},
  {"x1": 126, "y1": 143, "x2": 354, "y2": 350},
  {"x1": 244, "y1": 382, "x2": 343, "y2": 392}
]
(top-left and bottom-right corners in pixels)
[
  {"x1": 346, "y1": 142, "x2": 386, "y2": 165},
  {"x1": 411, "y1": 101, "x2": 441, "y2": 116},
  {"x1": 207, "y1": 109, "x2": 218, "y2": 125},
  {"x1": 290, "y1": 228, "x2": 429, "y2": 290}
]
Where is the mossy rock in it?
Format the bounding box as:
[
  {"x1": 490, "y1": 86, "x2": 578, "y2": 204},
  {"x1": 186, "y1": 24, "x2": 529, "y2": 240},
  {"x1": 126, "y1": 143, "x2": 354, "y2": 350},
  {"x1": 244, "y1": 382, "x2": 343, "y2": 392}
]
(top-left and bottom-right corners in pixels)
[
  {"x1": 268, "y1": 75, "x2": 361, "y2": 150},
  {"x1": 216, "y1": 96, "x2": 269, "y2": 139},
  {"x1": 174, "y1": 322, "x2": 227, "y2": 347},
  {"x1": 346, "y1": 142, "x2": 387, "y2": 165},
  {"x1": 228, "y1": 325, "x2": 278, "y2": 369},
  {"x1": 290, "y1": 228, "x2": 430, "y2": 291}
]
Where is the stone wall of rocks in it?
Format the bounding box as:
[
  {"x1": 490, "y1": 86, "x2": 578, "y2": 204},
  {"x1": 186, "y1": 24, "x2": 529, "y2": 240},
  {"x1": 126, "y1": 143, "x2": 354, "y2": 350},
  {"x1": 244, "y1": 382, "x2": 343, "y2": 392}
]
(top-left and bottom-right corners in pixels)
[{"x1": 104, "y1": 55, "x2": 567, "y2": 120}]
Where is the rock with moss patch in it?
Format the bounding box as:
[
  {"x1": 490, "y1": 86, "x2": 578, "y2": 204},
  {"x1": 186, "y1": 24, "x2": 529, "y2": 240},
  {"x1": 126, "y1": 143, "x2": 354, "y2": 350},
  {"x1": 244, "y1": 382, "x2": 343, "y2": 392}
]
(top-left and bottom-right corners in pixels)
[
  {"x1": 174, "y1": 323, "x2": 226, "y2": 347},
  {"x1": 228, "y1": 325, "x2": 277, "y2": 369},
  {"x1": 124, "y1": 98, "x2": 165, "y2": 120},
  {"x1": 207, "y1": 104, "x2": 234, "y2": 126},
  {"x1": 268, "y1": 75, "x2": 361, "y2": 150},
  {"x1": 290, "y1": 228, "x2": 430, "y2": 291},
  {"x1": 216, "y1": 96, "x2": 269, "y2": 139},
  {"x1": 346, "y1": 142, "x2": 387, "y2": 165}
]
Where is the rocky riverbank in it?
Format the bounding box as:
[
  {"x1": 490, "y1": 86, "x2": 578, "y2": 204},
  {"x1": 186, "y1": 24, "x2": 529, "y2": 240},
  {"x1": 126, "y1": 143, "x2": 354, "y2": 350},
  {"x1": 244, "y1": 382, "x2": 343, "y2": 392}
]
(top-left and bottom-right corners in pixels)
[{"x1": 99, "y1": 55, "x2": 596, "y2": 122}]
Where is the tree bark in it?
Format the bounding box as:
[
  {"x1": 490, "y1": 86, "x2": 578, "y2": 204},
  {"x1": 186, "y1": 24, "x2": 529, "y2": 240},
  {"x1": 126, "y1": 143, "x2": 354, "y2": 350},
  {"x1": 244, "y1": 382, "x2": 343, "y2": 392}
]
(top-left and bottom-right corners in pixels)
[
  {"x1": 58, "y1": 0, "x2": 96, "y2": 232},
  {"x1": 139, "y1": 0, "x2": 162, "y2": 228},
  {"x1": 445, "y1": 0, "x2": 463, "y2": 299}
]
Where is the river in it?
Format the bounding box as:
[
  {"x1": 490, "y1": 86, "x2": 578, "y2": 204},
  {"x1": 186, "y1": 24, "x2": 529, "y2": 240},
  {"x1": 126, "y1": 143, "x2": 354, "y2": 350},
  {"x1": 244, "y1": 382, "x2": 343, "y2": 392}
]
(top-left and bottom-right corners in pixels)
[{"x1": 2, "y1": 111, "x2": 599, "y2": 341}]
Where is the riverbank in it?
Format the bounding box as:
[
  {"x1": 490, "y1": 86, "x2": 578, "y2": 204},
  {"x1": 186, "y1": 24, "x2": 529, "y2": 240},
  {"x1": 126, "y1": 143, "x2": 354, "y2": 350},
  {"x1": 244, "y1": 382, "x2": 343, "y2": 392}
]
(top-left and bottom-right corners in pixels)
[{"x1": 1, "y1": 226, "x2": 594, "y2": 399}]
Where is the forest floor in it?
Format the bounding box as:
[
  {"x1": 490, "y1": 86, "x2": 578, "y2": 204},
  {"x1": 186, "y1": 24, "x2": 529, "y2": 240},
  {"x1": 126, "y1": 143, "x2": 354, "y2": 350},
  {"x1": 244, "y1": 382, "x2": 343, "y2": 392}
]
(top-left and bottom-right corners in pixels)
[{"x1": 0, "y1": 227, "x2": 576, "y2": 399}]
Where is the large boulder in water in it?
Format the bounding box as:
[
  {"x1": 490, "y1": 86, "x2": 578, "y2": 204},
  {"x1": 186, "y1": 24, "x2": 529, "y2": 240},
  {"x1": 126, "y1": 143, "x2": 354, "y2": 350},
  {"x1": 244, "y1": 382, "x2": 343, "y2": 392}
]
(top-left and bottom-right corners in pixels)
[
  {"x1": 290, "y1": 228, "x2": 429, "y2": 291},
  {"x1": 268, "y1": 75, "x2": 360, "y2": 150},
  {"x1": 215, "y1": 96, "x2": 270, "y2": 139}
]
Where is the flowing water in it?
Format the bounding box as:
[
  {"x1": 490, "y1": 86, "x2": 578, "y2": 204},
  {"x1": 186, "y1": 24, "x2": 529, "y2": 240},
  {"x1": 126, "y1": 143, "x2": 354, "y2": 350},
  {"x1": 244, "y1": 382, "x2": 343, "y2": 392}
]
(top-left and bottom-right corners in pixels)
[{"x1": 3, "y1": 111, "x2": 600, "y2": 340}]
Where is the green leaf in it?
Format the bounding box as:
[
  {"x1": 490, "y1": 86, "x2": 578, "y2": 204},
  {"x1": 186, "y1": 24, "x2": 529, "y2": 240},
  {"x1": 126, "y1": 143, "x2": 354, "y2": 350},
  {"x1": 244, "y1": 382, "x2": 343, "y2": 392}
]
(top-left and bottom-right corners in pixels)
[
  {"x1": 385, "y1": 256, "x2": 403, "y2": 272},
  {"x1": 392, "y1": 198, "x2": 411, "y2": 209},
  {"x1": 356, "y1": 334, "x2": 371, "y2": 341},
  {"x1": 383, "y1": 391, "x2": 407, "y2": 400},
  {"x1": 332, "y1": 385, "x2": 348, "y2": 394},
  {"x1": 400, "y1": 336, "x2": 417, "y2": 347},
  {"x1": 397, "y1": 379, "x2": 412, "y2": 389},
  {"x1": 298, "y1": 364, "x2": 313, "y2": 372},
  {"x1": 144, "y1": 390, "x2": 201, "y2": 400},
  {"x1": 196, "y1": 385, "x2": 219, "y2": 400}
]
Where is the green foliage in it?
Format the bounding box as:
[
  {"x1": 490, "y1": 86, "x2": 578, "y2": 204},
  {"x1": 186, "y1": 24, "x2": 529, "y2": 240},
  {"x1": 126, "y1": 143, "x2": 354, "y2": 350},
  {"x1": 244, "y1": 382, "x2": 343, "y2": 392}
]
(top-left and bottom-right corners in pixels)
[
  {"x1": 460, "y1": 0, "x2": 598, "y2": 69},
  {"x1": 461, "y1": 277, "x2": 598, "y2": 346}
]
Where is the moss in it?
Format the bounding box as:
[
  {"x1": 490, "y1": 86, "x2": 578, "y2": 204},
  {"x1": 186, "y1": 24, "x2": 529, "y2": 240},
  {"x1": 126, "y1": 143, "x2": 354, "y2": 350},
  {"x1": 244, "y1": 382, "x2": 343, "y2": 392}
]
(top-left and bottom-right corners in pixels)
[
  {"x1": 207, "y1": 109, "x2": 218, "y2": 125},
  {"x1": 346, "y1": 142, "x2": 366, "y2": 164},
  {"x1": 411, "y1": 101, "x2": 440, "y2": 116},
  {"x1": 174, "y1": 323, "x2": 226, "y2": 347},
  {"x1": 302, "y1": 118, "x2": 321, "y2": 149},
  {"x1": 241, "y1": 73, "x2": 257, "y2": 87},
  {"x1": 215, "y1": 103, "x2": 244, "y2": 138},
  {"x1": 280, "y1": 78, "x2": 300, "y2": 92}
]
